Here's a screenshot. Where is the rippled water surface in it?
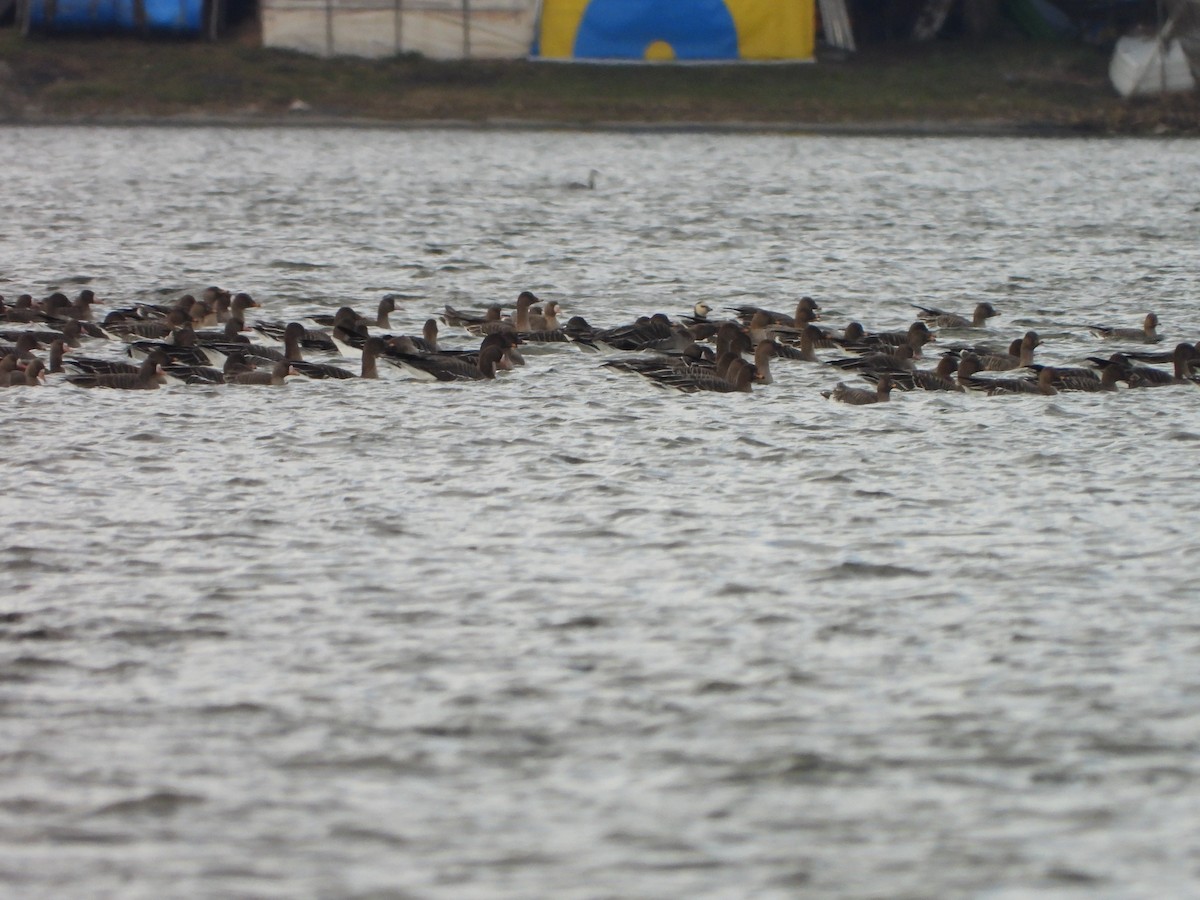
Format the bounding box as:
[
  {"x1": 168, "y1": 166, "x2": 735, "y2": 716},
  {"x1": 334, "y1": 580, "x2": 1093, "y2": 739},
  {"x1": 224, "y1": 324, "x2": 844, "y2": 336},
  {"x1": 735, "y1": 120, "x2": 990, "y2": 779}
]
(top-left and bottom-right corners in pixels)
[{"x1": 3, "y1": 127, "x2": 1200, "y2": 898}]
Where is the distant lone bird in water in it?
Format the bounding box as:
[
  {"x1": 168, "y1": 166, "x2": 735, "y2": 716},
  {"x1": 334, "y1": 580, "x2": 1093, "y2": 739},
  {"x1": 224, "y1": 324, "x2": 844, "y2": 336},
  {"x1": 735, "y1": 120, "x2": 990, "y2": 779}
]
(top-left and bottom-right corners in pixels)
[{"x1": 567, "y1": 169, "x2": 599, "y2": 191}]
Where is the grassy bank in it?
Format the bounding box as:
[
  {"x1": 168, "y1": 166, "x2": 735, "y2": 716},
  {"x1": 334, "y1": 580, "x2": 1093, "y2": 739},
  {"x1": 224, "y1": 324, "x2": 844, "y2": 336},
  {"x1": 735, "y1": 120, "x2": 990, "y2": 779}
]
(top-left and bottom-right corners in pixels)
[{"x1": 1, "y1": 29, "x2": 1199, "y2": 134}]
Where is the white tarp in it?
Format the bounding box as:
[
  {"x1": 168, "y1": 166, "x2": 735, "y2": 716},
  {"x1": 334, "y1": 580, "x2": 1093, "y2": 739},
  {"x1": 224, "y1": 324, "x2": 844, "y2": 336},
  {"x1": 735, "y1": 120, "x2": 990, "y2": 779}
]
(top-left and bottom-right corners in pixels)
[
  {"x1": 1110, "y1": 35, "x2": 1195, "y2": 97},
  {"x1": 262, "y1": 0, "x2": 537, "y2": 59},
  {"x1": 1110, "y1": 0, "x2": 1200, "y2": 97}
]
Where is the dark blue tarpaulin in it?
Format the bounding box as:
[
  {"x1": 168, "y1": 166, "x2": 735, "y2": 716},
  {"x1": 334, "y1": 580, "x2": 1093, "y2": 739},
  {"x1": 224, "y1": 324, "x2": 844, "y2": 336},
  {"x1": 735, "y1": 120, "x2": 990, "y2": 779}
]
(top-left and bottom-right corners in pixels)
[{"x1": 25, "y1": 0, "x2": 206, "y2": 34}]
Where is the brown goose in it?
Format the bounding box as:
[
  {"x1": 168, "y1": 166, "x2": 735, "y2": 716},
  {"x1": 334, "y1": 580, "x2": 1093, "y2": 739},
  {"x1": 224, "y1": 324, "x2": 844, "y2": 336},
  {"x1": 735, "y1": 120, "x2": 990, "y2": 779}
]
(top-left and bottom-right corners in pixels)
[
  {"x1": 773, "y1": 324, "x2": 824, "y2": 362},
  {"x1": 822, "y1": 374, "x2": 894, "y2": 404},
  {"x1": 528, "y1": 299, "x2": 562, "y2": 332},
  {"x1": 639, "y1": 356, "x2": 757, "y2": 394},
  {"x1": 957, "y1": 354, "x2": 1057, "y2": 395},
  {"x1": 468, "y1": 292, "x2": 540, "y2": 335},
  {"x1": 224, "y1": 358, "x2": 292, "y2": 386},
  {"x1": 726, "y1": 295, "x2": 820, "y2": 327},
  {"x1": 842, "y1": 321, "x2": 936, "y2": 356},
  {"x1": 1103, "y1": 343, "x2": 1198, "y2": 388},
  {"x1": 967, "y1": 331, "x2": 1041, "y2": 371},
  {"x1": 45, "y1": 339, "x2": 68, "y2": 374},
  {"x1": 66, "y1": 350, "x2": 166, "y2": 390},
  {"x1": 1089, "y1": 312, "x2": 1160, "y2": 344},
  {"x1": 103, "y1": 307, "x2": 192, "y2": 341},
  {"x1": 0, "y1": 357, "x2": 44, "y2": 386},
  {"x1": 442, "y1": 303, "x2": 503, "y2": 329},
  {"x1": 0, "y1": 332, "x2": 44, "y2": 360},
  {"x1": 913, "y1": 301, "x2": 998, "y2": 329},
  {"x1": 827, "y1": 344, "x2": 916, "y2": 374},
  {"x1": 223, "y1": 292, "x2": 260, "y2": 324},
  {"x1": 863, "y1": 354, "x2": 961, "y2": 392},
  {"x1": 14, "y1": 319, "x2": 85, "y2": 349},
  {"x1": 680, "y1": 301, "x2": 713, "y2": 325},
  {"x1": 385, "y1": 342, "x2": 507, "y2": 382},
  {"x1": 1027, "y1": 362, "x2": 1121, "y2": 392},
  {"x1": 308, "y1": 296, "x2": 397, "y2": 330},
  {"x1": 252, "y1": 319, "x2": 338, "y2": 352}
]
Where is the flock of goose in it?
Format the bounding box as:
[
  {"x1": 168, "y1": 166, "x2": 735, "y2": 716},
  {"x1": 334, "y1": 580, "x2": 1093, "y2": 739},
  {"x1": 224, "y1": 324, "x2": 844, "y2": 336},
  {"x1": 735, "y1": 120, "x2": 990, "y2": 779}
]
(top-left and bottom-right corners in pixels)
[{"x1": 0, "y1": 286, "x2": 1195, "y2": 404}]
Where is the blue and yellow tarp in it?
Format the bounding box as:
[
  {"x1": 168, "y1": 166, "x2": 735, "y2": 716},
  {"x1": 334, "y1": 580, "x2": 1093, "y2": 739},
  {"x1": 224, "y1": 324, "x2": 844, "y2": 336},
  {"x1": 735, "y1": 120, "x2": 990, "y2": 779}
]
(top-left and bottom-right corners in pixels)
[{"x1": 536, "y1": 0, "x2": 814, "y2": 62}]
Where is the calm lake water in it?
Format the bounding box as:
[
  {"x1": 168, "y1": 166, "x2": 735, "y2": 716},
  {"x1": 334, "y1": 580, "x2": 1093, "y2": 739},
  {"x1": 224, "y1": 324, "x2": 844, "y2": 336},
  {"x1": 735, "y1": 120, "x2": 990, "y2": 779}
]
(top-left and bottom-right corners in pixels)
[{"x1": 2, "y1": 126, "x2": 1199, "y2": 898}]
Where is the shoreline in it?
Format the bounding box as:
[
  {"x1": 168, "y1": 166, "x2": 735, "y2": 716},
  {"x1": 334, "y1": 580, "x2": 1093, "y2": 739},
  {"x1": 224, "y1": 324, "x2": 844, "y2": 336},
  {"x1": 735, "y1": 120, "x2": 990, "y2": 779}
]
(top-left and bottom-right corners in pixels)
[
  {"x1": 0, "y1": 113, "x2": 1116, "y2": 138},
  {"x1": 3, "y1": 32, "x2": 1200, "y2": 136}
]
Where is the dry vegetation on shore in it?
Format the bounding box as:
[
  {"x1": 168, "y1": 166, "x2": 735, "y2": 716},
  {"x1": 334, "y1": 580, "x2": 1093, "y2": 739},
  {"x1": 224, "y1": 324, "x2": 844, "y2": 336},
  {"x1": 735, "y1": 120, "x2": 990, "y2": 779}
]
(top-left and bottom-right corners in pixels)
[{"x1": 1, "y1": 28, "x2": 1199, "y2": 134}]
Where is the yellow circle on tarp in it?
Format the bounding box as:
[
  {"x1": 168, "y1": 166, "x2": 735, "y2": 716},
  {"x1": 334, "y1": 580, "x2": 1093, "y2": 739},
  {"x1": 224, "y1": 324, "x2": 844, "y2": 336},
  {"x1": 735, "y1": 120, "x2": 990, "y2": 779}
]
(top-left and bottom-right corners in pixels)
[{"x1": 644, "y1": 40, "x2": 676, "y2": 61}]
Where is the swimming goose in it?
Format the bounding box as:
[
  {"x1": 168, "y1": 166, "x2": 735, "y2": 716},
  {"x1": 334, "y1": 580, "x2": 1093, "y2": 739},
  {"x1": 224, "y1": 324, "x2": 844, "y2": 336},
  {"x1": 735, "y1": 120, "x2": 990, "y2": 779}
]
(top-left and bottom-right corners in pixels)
[
  {"x1": 253, "y1": 319, "x2": 338, "y2": 352},
  {"x1": 106, "y1": 294, "x2": 194, "y2": 324},
  {"x1": 224, "y1": 292, "x2": 259, "y2": 324},
  {"x1": 1089, "y1": 312, "x2": 1160, "y2": 343},
  {"x1": 224, "y1": 358, "x2": 292, "y2": 386},
  {"x1": 0, "y1": 321, "x2": 81, "y2": 349},
  {"x1": 602, "y1": 344, "x2": 716, "y2": 384},
  {"x1": 194, "y1": 287, "x2": 232, "y2": 326},
  {"x1": 727, "y1": 296, "x2": 820, "y2": 327},
  {"x1": 1, "y1": 357, "x2": 45, "y2": 386},
  {"x1": 639, "y1": 356, "x2": 757, "y2": 394},
  {"x1": 913, "y1": 301, "x2": 998, "y2": 329},
  {"x1": 1026, "y1": 362, "x2": 1121, "y2": 392},
  {"x1": 357, "y1": 338, "x2": 386, "y2": 379},
  {"x1": 308, "y1": 296, "x2": 397, "y2": 330},
  {"x1": 773, "y1": 325, "x2": 824, "y2": 362},
  {"x1": 747, "y1": 311, "x2": 805, "y2": 346},
  {"x1": 66, "y1": 350, "x2": 166, "y2": 389},
  {"x1": 63, "y1": 356, "x2": 142, "y2": 376},
  {"x1": 442, "y1": 303, "x2": 503, "y2": 329},
  {"x1": 44, "y1": 339, "x2": 68, "y2": 374},
  {"x1": 561, "y1": 313, "x2": 676, "y2": 353},
  {"x1": 842, "y1": 321, "x2": 936, "y2": 356},
  {"x1": 129, "y1": 326, "x2": 226, "y2": 368},
  {"x1": 603, "y1": 342, "x2": 718, "y2": 378},
  {"x1": 380, "y1": 319, "x2": 443, "y2": 355},
  {"x1": 527, "y1": 299, "x2": 562, "y2": 332},
  {"x1": 329, "y1": 310, "x2": 375, "y2": 358},
  {"x1": 957, "y1": 354, "x2": 1057, "y2": 395},
  {"x1": 827, "y1": 344, "x2": 917, "y2": 374},
  {"x1": 0, "y1": 333, "x2": 44, "y2": 360},
  {"x1": 162, "y1": 360, "x2": 232, "y2": 385},
  {"x1": 40, "y1": 290, "x2": 97, "y2": 322},
  {"x1": 567, "y1": 169, "x2": 599, "y2": 190},
  {"x1": 863, "y1": 354, "x2": 961, "y2": 392},
  {"x1": 0, "y1": 328, "x2": 67, "y2": 348},
  {"x1": 467, "y1": 292, "x2": 540, "y2": 335},
  {"x1": 384, "y1": 341, "x2": 507, "y2": 382},
  {"x1": 287, "y1": 356, "x2": 357, "y2": 380},
  {"x1": 962, "y1": 331, "x2": 1041, "y2": 371},
  {"x1": 680, "y1": 302, "x2": 713, "y2": 325},
  {"x1": 822, "y1": 374, "x2": 894, "y2": 404},
  {"x1": 0, "y1": 295, "x2": 44, "y2": 324},
  {"x1": 1102, "y1": 343, "x2": 1197, "y2": 387},
  {"x1": 193, "y1": 318, "x2": 252, "y2": 346},
  {"x1": 816, "y1": 321, "x2": 868, "y2": 350},
  {"x1": 104, "y1": 307, "x2": 192, "y2": 341},
  {"x1": 749, "y1": 340, "x2": 778, "y2": 385},
  {"x1": 39, "y1": 292, "x2": 72, "y2": 317}
]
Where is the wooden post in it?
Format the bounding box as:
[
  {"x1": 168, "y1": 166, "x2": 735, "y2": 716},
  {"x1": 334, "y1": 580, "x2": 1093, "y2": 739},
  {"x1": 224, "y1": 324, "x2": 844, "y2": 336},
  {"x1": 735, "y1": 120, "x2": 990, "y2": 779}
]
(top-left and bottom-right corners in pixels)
[{"x1": 462, "y1": 0, "x2": 470, "y2": 59}]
